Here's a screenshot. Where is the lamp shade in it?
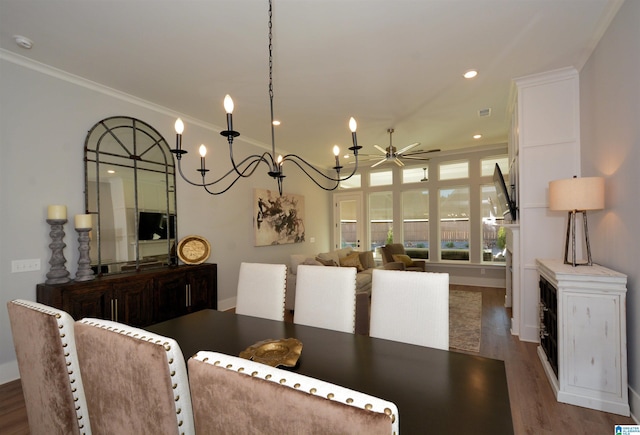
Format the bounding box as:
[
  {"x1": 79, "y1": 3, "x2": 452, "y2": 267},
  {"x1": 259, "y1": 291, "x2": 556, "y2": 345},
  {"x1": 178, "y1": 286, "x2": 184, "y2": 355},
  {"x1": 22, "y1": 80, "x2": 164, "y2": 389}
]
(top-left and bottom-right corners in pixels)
[{"x1": 549, "y1": 177, "x2": 605, "y2": 211}]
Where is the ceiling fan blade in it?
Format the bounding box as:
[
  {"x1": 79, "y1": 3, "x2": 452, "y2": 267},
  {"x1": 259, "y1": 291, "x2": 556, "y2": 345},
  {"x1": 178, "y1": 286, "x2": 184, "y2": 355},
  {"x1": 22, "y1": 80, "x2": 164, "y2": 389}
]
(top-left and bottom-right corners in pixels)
[
  {"x1": 394, "y1": 158, "x2": 405, "y2": 167},
  {"x1": 396, "y1": 142, "x2": 420, "y2": 155},
  {"x1": 374, "y1": 145, "x2": 388, "y2": 154},
  {"x1": 371, "y1": 158, "x2": 388, "y2": 168},
  {"x1": 402, "y1": 156, "x2": 432, "y2": 161},
  {"x1": 404, "y1": 148, "x2": 441, "y2": 156}
]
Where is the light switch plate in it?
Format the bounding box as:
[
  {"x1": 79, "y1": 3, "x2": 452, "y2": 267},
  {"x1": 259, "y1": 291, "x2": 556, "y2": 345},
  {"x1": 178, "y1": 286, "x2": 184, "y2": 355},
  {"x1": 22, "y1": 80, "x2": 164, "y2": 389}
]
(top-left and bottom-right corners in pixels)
[{"x1": 11, "y1": 259, "x2": 41, "y2": 273}]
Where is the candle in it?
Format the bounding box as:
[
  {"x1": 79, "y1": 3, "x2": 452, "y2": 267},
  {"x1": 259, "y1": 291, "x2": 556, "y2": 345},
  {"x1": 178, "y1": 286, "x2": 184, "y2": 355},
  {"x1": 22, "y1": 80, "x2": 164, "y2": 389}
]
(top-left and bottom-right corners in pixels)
[
  {"x1": 74, "y1": 214, "x2": 92, "y2": 229},
  {"x1": 333, "y1": 145, "x2": 340, "y2": 167},
  {"x1": 47, "y1": 205, "x2": 67, "y2": 220},
  {"x1": 224, "y1": 94, "x2": 234, "y2": 131}
]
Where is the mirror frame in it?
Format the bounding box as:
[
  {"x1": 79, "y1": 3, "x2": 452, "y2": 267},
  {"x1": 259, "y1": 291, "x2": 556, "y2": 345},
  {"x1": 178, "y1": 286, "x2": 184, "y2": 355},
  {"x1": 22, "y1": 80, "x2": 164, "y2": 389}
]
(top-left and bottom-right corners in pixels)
[{"x1": 84, "y1": 116, "x2": 177, "y2": 275}]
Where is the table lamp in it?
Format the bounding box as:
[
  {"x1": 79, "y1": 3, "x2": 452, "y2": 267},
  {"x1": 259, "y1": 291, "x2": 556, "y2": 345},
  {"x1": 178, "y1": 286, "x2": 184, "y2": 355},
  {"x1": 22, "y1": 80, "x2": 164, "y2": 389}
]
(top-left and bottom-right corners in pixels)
[{"x1": 548, "y1": 176, "x2": 604, "y2": 267}]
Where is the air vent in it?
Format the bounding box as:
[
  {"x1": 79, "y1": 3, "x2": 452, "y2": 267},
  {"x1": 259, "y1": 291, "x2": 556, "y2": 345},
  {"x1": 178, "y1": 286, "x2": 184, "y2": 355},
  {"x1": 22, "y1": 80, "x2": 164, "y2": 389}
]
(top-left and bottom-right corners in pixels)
[{"x1": 478, "y1": 108, "x2": 492, "y2": 118}]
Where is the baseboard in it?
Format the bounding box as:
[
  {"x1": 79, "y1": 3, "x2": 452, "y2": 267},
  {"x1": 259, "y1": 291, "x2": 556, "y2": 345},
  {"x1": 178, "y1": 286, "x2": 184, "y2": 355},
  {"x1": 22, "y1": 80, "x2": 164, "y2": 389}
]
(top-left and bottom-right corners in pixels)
[
  {"x1": 218, "y1": 296, "x2": 236, "y2": 312},
  {"x1": 0, "y1": 360, "x2": 20, "y2": 385},
  {"x1": 630, "y1": 385, "x2": 640, "y2": 424}
]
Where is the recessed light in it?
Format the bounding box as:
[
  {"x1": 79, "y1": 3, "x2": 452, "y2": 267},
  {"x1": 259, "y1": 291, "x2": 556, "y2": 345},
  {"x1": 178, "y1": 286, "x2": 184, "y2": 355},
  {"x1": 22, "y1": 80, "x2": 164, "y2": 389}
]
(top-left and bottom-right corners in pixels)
[
  {"x1": 272, "y1": 120, "x2": 281, "y2": 126},
  {"x1": 473, "y1": 134, "x2": 482, "y2": 139},
  {"x1": 107, "y1": 169, "x2": 116, "y2": 174},
  {"x1": 463, "y1": 70, "x2": 478, "y2": 79},
  {"x1": 13, "y1": 35, "x2": 33, "y2": 50}
]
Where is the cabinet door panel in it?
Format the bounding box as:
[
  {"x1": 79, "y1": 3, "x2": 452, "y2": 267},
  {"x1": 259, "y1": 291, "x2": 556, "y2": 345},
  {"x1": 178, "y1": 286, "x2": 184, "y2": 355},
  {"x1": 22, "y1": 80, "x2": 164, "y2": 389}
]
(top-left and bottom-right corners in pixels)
[
  {"x1": 61, "y1": 283, "x2": 112, "y2": 320},
  {"x1": 187, "y1": 268, "x2": 215, "y2": 312},
  {"x1": 113, "y1": 278, "x2": 154, "y2": 326},
  {"x1": 154, "y1": 272, "x2": 188, "y2": 322}
]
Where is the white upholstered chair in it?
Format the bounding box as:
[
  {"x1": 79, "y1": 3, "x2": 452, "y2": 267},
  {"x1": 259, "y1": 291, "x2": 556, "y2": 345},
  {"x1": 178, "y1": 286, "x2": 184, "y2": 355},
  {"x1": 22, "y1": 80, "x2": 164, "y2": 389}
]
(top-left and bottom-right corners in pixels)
[
  {"x1": 236, "y1": 262, "x2": 287, "y2": 321},
  {"x1": 293, "y1": 264, "x2": 357, "y2": 333},
  {"x1": 7, "y1": 299, "x2": 92, "y2": 435},
  {"x1": 74, "y1": 318, "x2": 194, "y2": 435},
  {"x1": 370, "y1": 268, "x2": 450, "y2": 350},
  {"x1": 188, "y1": 351, "x2": 398, "y2": 434}
]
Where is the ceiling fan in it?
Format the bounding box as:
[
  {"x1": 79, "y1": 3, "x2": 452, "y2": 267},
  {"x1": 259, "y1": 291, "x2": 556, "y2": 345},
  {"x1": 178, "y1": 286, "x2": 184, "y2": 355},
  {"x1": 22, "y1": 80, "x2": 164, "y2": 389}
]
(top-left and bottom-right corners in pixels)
[{"x1": 360, "y1": 129, "x2": 440, "y2": 168}]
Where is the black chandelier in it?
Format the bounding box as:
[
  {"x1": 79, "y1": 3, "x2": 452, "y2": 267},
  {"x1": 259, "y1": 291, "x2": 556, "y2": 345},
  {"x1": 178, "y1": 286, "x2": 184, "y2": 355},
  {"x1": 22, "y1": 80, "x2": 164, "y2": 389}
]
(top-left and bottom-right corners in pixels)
[{"x1": 172, "y1": 0, "x2": 361, "y2": 196}]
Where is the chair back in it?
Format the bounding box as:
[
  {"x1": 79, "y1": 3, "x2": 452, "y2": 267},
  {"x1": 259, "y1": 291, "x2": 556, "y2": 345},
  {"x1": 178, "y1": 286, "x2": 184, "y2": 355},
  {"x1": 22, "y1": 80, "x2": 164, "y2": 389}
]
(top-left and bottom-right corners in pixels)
[
  {"x1": 7, "y1": 299, "x2": 92, "y2": 435},
  {"x1": 188, "y1": 351, "x2": 398, "y2": 434},
  {"x1": 74, "y1": 318, "x2": 194, "y2": 435},
  {"x1": 294, "y1": 264, "x2": 357, "y2": 333},
  {"x1": 370, "y1": 269, "x2": 450, "y2": 350},
  {"x1": 236, "y1": 262, "x2": 287, "y2": 321}
]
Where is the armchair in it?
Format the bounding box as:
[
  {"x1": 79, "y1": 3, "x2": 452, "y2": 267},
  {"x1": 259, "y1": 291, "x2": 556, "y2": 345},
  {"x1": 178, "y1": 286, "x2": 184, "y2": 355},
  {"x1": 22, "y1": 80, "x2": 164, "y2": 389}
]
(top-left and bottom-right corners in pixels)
[{"x1": 380, "y1": 243, "x2": 427, "y2": 272}]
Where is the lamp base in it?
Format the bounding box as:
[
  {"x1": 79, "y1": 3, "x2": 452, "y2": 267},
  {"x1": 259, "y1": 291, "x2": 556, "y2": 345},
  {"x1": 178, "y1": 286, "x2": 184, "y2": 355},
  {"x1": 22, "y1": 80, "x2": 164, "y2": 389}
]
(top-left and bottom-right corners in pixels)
[{"x1": 563, "y1": 210, "x2": 594, "y2": 267}]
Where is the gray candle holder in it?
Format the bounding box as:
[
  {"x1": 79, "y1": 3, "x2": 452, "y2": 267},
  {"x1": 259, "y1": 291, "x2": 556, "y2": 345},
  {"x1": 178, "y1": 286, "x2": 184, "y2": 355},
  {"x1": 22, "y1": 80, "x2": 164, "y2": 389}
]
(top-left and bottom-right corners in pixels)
[
  {"x1": 45, "y1": 219, "x2": 71, "y2": 284},
  {"x1": 75, "y1": 227, "x2": 95, "y2": 281}
]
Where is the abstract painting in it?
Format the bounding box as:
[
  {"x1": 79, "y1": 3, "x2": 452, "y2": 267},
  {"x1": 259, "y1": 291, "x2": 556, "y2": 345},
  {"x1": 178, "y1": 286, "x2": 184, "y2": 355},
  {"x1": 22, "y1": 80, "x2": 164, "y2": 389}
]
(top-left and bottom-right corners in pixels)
[{"x1": 254, "y1": 189, "x2": 305, "y2": 246}]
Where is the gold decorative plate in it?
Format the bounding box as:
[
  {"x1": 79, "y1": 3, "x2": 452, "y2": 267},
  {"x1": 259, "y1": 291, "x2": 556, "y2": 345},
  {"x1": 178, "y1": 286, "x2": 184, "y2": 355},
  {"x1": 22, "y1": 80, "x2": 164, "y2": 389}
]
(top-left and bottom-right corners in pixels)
[
  {"x1": 177, "y1": 235, "x2": 211, "y2": 265},
  {"x1": 239, "y1": 338, "x2": 303, "y2": 367}
]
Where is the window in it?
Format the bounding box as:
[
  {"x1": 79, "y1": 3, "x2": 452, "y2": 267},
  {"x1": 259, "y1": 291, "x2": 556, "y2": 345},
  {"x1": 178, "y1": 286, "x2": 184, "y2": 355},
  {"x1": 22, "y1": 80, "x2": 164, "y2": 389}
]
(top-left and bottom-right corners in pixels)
[
  {"x1": 481, "y1": 156, "x2": 509, "y2": 177},
  {"x1": 402, "y1": 166, "x2": 428, "y2": 184},
  {"x1": 370, "y1": 170, "x2": 393, "y2": 187},
  {"x1": 439, "y1": 186, "x2": 469, "y2": 261},
  {"x1": 339, "y1": 174, "x2": 361, "y2": 189},
  {"x1": 481, "y1": 184, "x2": 506, "y2": 263},
  {"x1": 369, "y1": 191, "x2": 393, "y2": 251},
  {"x1": 439, "y1": 161, "x2": 468, "y2": 181},
  {"x1": 402, "y1": 190, "x2": 429, "y2": 259}
]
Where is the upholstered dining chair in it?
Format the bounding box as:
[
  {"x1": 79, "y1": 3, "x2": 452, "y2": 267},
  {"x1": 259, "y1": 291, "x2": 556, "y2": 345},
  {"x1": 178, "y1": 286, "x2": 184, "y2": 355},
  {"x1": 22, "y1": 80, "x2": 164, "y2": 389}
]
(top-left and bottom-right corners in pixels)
[
  {"x1": 74, "y1": 318, "x2": 194, "y2": 435},
  {"x1": 379, "y1": 243, "x2": 427, "y2": 272},
  {"x1": 294, "y1": 264, "x2": 357, "y2": 333},
  {"x1": 236, "y1": 262, "x2": 287, "y2": 321},
  {"x1": 370, "y1": 269, "x2": 450, "y2": 350},
  {"x1": 7, "y1": 299, "x2": 92, "y2": 435},
  {"x1": 188, "y1": 351, "x2": 398, "y2": 434}
]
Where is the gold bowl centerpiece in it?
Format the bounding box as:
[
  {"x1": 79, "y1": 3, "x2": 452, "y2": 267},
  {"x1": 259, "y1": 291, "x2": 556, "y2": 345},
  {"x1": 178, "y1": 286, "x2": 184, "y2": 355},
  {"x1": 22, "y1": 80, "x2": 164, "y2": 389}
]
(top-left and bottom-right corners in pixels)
[{"x1": 239, "y1": 338, "x2": 303, "y2": 367}]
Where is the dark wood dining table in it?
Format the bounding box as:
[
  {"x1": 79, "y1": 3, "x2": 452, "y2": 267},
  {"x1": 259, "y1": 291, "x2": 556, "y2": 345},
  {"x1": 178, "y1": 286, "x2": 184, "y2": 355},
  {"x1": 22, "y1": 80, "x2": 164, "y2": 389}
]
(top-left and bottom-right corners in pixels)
[{"x1": 146, "y1": 309, "x2": 514, "y2": 434}]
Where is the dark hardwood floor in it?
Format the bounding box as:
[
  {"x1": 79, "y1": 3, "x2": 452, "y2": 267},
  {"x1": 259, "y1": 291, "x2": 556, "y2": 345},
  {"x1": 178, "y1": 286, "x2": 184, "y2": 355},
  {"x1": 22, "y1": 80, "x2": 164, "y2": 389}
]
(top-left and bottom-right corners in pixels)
[{"x1": 1, "y1": 285, "x2": 635, "y2": 434}]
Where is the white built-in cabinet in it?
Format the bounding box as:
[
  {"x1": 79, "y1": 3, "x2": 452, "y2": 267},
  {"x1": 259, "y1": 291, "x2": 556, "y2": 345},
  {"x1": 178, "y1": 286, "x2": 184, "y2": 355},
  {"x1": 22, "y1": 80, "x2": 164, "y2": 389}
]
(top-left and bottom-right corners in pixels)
[
  {"x1": 508, "y1": 67, "x2": 582, "y2": 342},
  {"x1": 536, "y1": 259, "x2": 629, "y2": 416}
]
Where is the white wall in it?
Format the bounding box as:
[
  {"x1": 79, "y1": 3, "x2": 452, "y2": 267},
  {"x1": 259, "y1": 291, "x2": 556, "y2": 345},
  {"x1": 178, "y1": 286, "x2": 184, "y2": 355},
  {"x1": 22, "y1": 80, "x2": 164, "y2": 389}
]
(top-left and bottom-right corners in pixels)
[
  {"x1": 0, "y1": 53, "x2": 331, "y2": 382},
  {"x1": 579, "y1": 0, "x2": 639, "y2": 419}
]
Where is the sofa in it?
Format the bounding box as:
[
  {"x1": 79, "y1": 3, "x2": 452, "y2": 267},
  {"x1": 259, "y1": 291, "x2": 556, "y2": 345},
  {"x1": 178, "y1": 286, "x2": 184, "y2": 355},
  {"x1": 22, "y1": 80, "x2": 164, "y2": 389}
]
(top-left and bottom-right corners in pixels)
[{"x1": 285, "y1": 247, "x2": 376, "y2": 335}]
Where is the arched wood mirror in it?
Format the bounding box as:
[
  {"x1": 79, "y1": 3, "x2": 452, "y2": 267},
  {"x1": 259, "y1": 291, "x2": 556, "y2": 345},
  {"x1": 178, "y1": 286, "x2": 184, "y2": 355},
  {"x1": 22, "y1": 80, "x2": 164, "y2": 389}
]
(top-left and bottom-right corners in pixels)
[{"x1": 84, "y1": 116, "x2": 177, "y2": 275}]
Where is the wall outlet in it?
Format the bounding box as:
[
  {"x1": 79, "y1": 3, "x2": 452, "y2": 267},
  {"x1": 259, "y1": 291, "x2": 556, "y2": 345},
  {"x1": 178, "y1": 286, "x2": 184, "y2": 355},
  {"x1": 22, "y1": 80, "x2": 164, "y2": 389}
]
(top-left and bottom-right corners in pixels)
[
  {"x1": 11, "y1": 259, "x2": 41, "y2": 273},
  {"x1": 310, "y1": 237, "x2": 316, "y2": 243},
  {"x1": 480, "y1": 268, "x2": 486, "y2": 275}
]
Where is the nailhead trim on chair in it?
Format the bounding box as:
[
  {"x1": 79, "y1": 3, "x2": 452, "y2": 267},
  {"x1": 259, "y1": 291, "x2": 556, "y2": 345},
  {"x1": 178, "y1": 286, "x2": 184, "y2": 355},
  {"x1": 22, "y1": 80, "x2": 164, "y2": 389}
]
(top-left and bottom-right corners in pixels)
[
  {"x1": 78, "y1": 319, "x2": 194, "y2": 435},
  {"x1": 12, "y1": 300, "x2": 92, "y2": 434},
  {"x1": 193, "y1": 351, "x2": 398, "y2": 434}
]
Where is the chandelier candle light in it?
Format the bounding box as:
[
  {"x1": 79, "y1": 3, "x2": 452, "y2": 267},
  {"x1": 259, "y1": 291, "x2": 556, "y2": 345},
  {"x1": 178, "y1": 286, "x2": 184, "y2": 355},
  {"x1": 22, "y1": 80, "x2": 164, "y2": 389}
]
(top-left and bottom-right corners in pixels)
[
  {"x1": 172, "y1": 0, "x2": 361, "y2": 196},
  {"x1": 548, "y1": 176, "x2": 605, "y2": 267}
]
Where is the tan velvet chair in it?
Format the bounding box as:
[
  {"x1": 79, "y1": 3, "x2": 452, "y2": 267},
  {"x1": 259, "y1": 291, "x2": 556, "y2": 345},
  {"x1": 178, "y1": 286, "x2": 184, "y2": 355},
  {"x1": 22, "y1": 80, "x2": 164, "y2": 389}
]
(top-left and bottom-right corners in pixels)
[
  {"x1": 294, "y1": 264, "x2": 357, "y2": 333},
  {"x1": 188, "y1": 351, "x2": 398, "y2": 434},
  {"x1": 236, "y1": 262, "x2": 287, "y2": 321},
  {"x1": 370, "y1": 268, "x2": 449, "y2": 350},
  {"x1": 74, "y1": 318, "x2": 194, "y2": 435},
  {"x1": 7, "y1": 299, "x2": 92, "y2": 435},
  {"x1": 380, "y1": 243, "x2": 427, "y2": 271}
]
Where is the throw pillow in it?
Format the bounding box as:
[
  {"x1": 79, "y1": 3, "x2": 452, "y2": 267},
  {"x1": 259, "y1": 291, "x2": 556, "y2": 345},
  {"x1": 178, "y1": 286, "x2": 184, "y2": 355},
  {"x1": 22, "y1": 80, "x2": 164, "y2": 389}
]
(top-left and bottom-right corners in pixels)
[
  {"x1": 392, "y1": 254, "x2": 414, "y2": 267},
  {"x1": 339, "y1": 252, "x2": 364, "y2": 272},
  {"x1": 302, "y1": 258, "x2": 323, "y2": 266},
  {"x1": 316, "y1": 250, "x2": 340, "y2": 266},
  {"x1": 315, "y1": 256, "x2": 338, "y2": 267}
]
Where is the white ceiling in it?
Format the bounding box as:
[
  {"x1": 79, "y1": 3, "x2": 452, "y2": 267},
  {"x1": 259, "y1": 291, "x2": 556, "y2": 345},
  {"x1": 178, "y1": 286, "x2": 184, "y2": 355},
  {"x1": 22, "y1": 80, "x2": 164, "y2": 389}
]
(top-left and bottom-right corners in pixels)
[{"x1": 0, "y1": 0, "x2": 623, "y2": 166}]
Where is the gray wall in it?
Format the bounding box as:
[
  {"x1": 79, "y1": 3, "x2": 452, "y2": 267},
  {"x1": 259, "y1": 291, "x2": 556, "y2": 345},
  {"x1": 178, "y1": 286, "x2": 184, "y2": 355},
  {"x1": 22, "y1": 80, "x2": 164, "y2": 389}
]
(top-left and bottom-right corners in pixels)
[
  {"x1": 0, "y1": 54, "x2": 331, "y2": 382},
  {"x1": 580, "y1": 0, "x2": 639, "y2": 417}
]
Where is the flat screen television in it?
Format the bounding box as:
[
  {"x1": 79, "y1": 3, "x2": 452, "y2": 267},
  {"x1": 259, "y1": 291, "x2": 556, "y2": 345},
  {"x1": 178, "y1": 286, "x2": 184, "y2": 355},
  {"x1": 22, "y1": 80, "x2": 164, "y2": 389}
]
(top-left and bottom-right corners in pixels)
[
  {"x1": 138, "y1": 212, "x2": 175, "y2": 241},
  {"x1": 492, "y1": 163, "x2": 517, "y2": 221}
]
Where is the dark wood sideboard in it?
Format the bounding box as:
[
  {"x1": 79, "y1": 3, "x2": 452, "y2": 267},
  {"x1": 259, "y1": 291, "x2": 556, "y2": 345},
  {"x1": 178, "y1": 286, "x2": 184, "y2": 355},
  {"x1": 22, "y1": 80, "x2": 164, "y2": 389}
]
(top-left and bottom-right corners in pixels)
[{"x1": 37, "y1": 263, "x2": 217, "y2": 327}]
